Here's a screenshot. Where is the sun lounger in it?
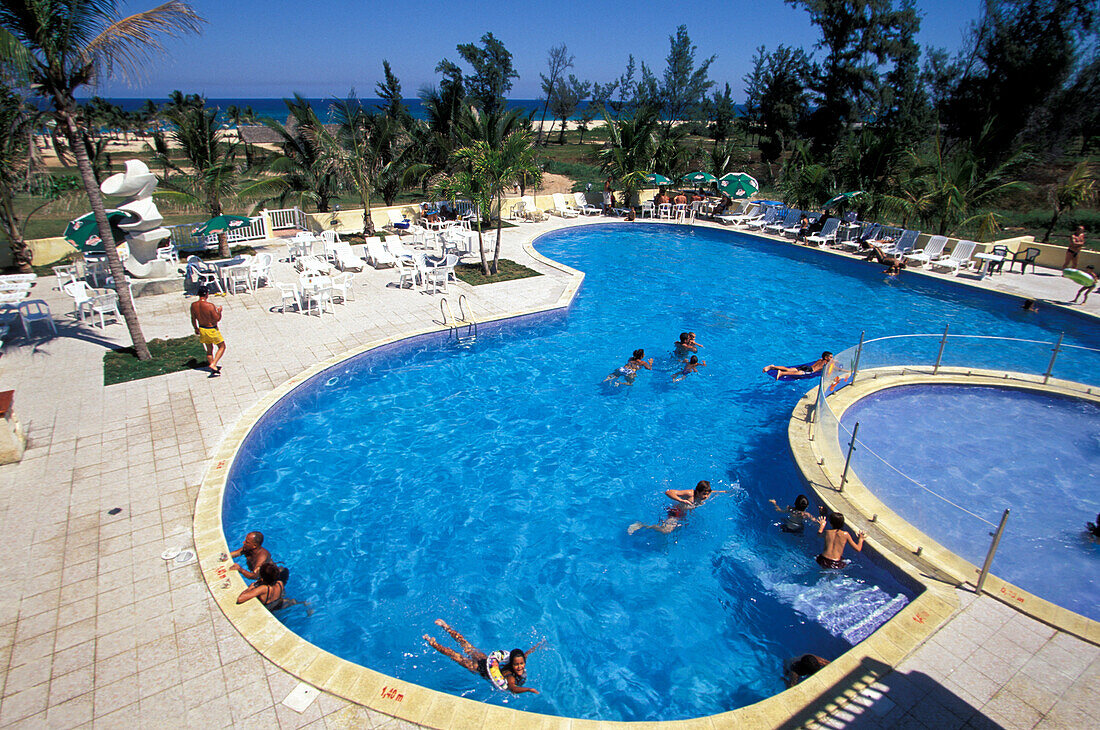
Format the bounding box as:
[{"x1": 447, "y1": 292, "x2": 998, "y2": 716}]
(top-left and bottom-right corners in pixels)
[
  {"x1": 806, "y1": 218, "x2": 841, "y2": 246},
  {"x1": 928, "y1": 239, "x2": 978, "y2": 275},
  {"x1": 573, "y1": 192, "x2": 602, "y2": 216},
  {"x1": 551, "y1": 193, "x2": 580, "y2": 218},
  {"x1": 903, "y1": 235, "x2": 948, "y2": 267}
]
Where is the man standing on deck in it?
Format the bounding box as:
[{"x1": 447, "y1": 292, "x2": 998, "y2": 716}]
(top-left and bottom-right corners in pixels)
[{"x1": 190, "y1": 285, "x2": 226, "y2": 377}]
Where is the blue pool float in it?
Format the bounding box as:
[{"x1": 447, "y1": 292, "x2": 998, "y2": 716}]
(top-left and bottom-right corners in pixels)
[{"x1": 763, "y1": 363, "x2": 819, "y2": 381}]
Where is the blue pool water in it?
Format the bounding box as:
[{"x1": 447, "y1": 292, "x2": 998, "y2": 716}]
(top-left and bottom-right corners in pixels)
[
  {"x1": 841, "y1": 385, "x2": 1100, "y2": 621},
  {"x1": 224, "y1": 224, "x2": 1100, "y2": 721}
]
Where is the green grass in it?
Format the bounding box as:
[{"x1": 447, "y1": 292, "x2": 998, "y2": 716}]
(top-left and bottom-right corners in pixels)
[
  {"x1": 454, "y1": 259, "x2": 541, "y2": 286},
  {"x1": 103, "y1": 335, "x2": 210, "y2": 385}
]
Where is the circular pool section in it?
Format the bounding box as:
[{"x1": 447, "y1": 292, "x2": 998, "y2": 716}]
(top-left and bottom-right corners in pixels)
[
  {"x1": 840, "y1": 384, "x2": 1100, "y2": 621},
  {"x1": 223, "y1": 224, "x2": 1100, "y2": 721}
]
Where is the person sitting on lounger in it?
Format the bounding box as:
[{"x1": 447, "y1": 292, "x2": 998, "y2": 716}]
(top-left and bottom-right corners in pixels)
[{"x1": 763, "y1": 352, "x2": 833, "y2": 379}]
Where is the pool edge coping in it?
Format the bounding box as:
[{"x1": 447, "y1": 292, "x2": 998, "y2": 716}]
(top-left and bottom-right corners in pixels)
[
  {"x1": 788, "y1": 369, "x2": 1100, "y2": 647},
  {"x1": 193, "y1": 221, "x2": 1042, "y2": 728}
]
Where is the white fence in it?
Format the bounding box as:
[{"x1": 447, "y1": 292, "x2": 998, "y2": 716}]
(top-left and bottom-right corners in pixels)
[
  {"x1": 268, "y1": 207, "x2": 308, "y2": 231},
  {"x1": 165, "y1": 215, "x2": 268, "y2": 251}
]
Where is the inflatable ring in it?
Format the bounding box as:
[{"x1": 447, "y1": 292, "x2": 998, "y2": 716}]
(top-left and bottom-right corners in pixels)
[
  {"x1": 1063, "y1": 268, "x2": 1095, "y2": 286},
  {"x1": 485, "y1": 650, "x2": 509, "y2": 691}
]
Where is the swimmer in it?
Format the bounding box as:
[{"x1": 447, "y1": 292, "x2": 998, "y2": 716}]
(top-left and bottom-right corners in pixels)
[
  {"x1": 673, "y1": 332, "x2": 697, "y2": 357},
  {"x1": 1022, "y1": 299, "x2": 1039, "y2": 312},
  {"x1": 784, "y1": 654, "x2": 830, "y2": 687},
  {"x1": 763, "y1": 352, "x2": 834, "y2": 379},
  {"x1": 628, "y1": 480, "x2": 726, "y2": 534},
  {"x1": 689, "y1": 332, "x2": 702, "y2": 349},
  {"x1": 423, "y1": 619, "x2": 542, "y2": 695},
  {"x1": 604, "y1": 348, "x2": 653, "y2": 386},
  {"x1": 815, "y1": 510, "x2": 865, "y2": 569},
  {"x1": 769, "y1": 494, "x2": 815, "y2": 533},
  {"x1": 1087, "y1": 513, "x2": 1100, "y2": 540},
  {"x1": 672, "y1": 355, "x2": 706, "y2": 382},
  {"x1": 236, "y1": 562, "x2": 311, "y2": 614}
]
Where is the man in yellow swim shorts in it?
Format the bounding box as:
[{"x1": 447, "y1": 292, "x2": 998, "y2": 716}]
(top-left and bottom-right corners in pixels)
[{"x1": 190, "y1": 285, "x2": 226, "y2": 376}]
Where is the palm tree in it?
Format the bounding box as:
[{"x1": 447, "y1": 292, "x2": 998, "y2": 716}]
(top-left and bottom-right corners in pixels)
[
  {"x1": 597, "y1": 106, "x2": 658, "y2": 205},
  {"x1": 0, "y1": 0, "x2": 204, "y2": 361},
  {"x1": 1043, "y1": 162, "x2": 1095, "y2": 242},
  {"x1": 436, "y1": 169, "x2": 490, "y2": 274},
  {"x1": 154, "y1": 100, "x2": 265, "y2": 257},
  {"x1": 0, "y1": 87, "x2": 47, "y2": 272},
  {"x1": 261, "y1": 94, "x2": 337, "y2": 213}
]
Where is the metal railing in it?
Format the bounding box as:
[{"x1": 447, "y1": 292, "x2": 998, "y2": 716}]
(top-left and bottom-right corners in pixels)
[{"x1": 810, "y1": 331, "x2": 1100, "y2": 593}]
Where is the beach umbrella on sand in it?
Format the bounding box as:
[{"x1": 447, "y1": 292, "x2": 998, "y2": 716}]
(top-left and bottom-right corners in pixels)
[
  {"x1": 644, "y1": 172, "x2": 671, "y2": 186},
  {"x1": 191, "y1": 214, "x2": 254, "y2": 237},
  {"x1": 718, "y1": 172, "x2": 760, "y2": 198},
  {"x1": 64, "y1": 209, "x2": 139, "y2": 252},
  {"x1": 824, "y1": 190, "x2": 865, "y2": 209},
  {"x1": 682, "y1": 171, "x2": 717, "y2": 185}
]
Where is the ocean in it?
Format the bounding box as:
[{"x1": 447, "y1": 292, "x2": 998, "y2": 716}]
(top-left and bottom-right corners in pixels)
[{"x1": 92, "y1": 97, "x2": 591, "y2": 123}]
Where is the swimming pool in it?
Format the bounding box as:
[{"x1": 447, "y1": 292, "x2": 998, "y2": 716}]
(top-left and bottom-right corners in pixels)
[
  {"x1": 840, "y1": 384, "x2": 1100, "y2": 621},
  {"x1": 223, "y1": 223, "x2": 1100, "y2": 721}
]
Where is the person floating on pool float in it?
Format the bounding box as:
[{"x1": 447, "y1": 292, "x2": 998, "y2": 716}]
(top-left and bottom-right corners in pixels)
[
  {"x1": 783, "y1": 654, "x2": 830, "y2": 687},
  {"x1": 604, "y1": 348, "x2": 653, "y2": 386},
  {"x1": 423, "y1": 619, "x2": 542, "y2": 695},
  {"x1": 628, "y1": 480, "x2": 726, "y2": 534},
  {"x1": 815, "y1": 509, "x2": 865, "y2": 569},
  {"x1": 1070, "y1": 265, "x2": 1097, "y2": 305},
  {"x1": 769, "y1": 494, "x2": 815, "y2": 533},
  {"x1": 763, "y1": 352, "x2": 833, "y2": 380},
  {"x1": 673, "y1": 332, "x2": 697, "y2": 358},
  {"x1": 672, "y1": 355, "x2": 706, "y2": 382}
]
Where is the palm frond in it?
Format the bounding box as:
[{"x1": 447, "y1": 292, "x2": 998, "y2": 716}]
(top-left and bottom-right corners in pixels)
[{"x1": 85, "y1": 2, "x2": 204, "y2": 86}]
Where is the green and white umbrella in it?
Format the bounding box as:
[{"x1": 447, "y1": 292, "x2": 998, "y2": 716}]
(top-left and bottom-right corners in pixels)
[
  {"x1": 191, "y1": 214, "x2": 254, "y2": 237},
  {"x1": 824, "y1": 191, "x2": 865, "y2": 209},
  {"x1": 682, "y1": 171, "x2": 717, "y2": 185},
  {"x1": 718, "y1": 172, "x2": 760, "y2": 198},
  {"x1": 63, "y1": 209, "x2": 139, "y2": 252},
  {"x1": 644, "y1": 172, "x2": 671, "y2": 186}
]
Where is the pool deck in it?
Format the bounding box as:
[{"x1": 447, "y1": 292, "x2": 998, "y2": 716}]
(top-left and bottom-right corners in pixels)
[{"x1": 0, "y1": 216, "x2": 1097, "y2": 728}]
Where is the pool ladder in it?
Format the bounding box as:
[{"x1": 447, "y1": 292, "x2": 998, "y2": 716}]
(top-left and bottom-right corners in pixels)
[{"x1": 441, "y1": 294, "x2": 478, "y2": 345}]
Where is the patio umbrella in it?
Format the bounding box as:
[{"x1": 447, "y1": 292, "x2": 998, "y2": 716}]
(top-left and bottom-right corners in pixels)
[
  {"x1": 682, "y1": 171, "x2": 717, "y2": 185},
  {"x1": 191, "y1": 214, "x2": 254, "y2": 237},
  {"x1": 718, "y1": 172, "x2": 760, "y2": 198},
  {"x1": 644, "y1": 172, "x2": 671, "y2": 186},
  {"x1": 63, "y1": 209, "x2": 139, "y2": 252},
  {"x1": 824, "y1": 190, "x2": 865, "y2": 209}
]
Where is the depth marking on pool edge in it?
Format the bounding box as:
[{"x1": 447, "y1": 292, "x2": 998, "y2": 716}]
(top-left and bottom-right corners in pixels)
[
  {"x1": 1000, "y1": 586, "x2": 1027, "y2": 604},
  {"x1": 380, "y1": 686, "x2": 405, "y2": 702}
]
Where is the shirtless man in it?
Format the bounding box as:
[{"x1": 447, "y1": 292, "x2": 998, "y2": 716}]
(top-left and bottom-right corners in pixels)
[
  {"x1": 628, "y1": 480, "x2": 726, "y2": 534},
  {"x1": 815, "y1": 511, "x2": 864, "y2": 569},
  {"x1": 190, "y1": 285, "x2": 226, "y2": 376},
  {"x1": 229, "y1": 531, "x2": 270, "y2": 580},
  {"x1": 764, "y1": 352, "x2": 833, "y2": 379}
]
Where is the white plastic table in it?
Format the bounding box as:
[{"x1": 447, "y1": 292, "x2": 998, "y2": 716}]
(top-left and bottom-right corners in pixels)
[{"x1": 972, "y1": 252, "x2": 1004, "y2": 278}]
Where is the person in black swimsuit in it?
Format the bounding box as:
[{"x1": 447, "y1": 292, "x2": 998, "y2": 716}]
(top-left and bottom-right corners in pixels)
[
  {"x1": 423, "y1": 619, "x2": 542, "y2": 694},
  {"x1": 236, "y1": 562, "x2": 285, "y2": 609}
]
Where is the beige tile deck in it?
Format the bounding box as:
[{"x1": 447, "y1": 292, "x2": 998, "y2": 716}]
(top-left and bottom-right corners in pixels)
[{"x1": 0, "y1": 216, "x2": 1096, "y2": 728}]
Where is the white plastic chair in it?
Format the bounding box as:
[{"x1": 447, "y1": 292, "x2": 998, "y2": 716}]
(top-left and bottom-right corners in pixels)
[
  {"x1": 249, "y1": 253, "x2": 273, "y2": 289},
  {"x1": 300, "y1": 276, "x2": 334, "y2": 315},
  {"x1": 53, "y1": 265, "x2": 78, "y2": 289},
  {"x1": 275, "y1": 282, "x2": 300, "y2": 313},
  {"x1": 63, "y1": 281, "x2": 95, "y2": 321},
  {"x1": 395, "y1": 256, "x2": 419, "y2": 289},
  {"x1": 330, "y1": 272, "x2": 355, "y2": 303},
  {"x1": 657, "y1": 203, "x2": 672, "y2": 220},
  {"x1": 640, "y1": 201, "x2": 655, "y2": 218},
  {"x1": 155, "y1": 244, "x2": 178, "y2": 264},
  {"x1": 18, "y1": 299, "x2": 56, "y2": 336},
  {"x1": 88, "y1": 291, "x2": 120, "y2": 328}
]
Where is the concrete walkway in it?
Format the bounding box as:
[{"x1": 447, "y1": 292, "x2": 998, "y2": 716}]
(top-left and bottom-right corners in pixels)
[{"x1": 0, "y1": 218, "x2": 1095, "y2": 729}]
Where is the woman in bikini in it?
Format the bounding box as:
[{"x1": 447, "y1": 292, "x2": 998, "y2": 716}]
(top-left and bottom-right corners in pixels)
[
  {"x1": 1064, "y1": 225, "x2": 1086, "y2": 269},
  {"x1": 604, "y1": 349, "x2": 653, "y2": 386},
  {"x1": 423, "y1": 619, "x2": 541, "y2": 694}
]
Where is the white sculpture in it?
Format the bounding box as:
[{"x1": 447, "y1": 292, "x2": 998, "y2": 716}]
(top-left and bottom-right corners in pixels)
[{"x1": 100, "y1": 159, "x2": 173, "y2": 278}]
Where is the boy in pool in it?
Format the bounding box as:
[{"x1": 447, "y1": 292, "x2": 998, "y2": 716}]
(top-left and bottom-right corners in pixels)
[
  {"x1": 815, "y1": 510, "x2": 865, "y2": 569},
  {"x1": 769, "y1": 495, "x2": 815, "y2": 533},
  {"x1": 672, "y1": 355, "x2": 706, "y2": 382},
  {"x1": 604, "y1": 349, "x2": 653, "y2": 386},
  {"x1": 628, "y1": 480, "x2": 726, "y2": 534}
]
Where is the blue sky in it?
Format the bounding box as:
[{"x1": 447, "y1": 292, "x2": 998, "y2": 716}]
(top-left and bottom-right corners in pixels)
[{"x1": 96, "y1": 0, "x2": 983, "y2": 99}]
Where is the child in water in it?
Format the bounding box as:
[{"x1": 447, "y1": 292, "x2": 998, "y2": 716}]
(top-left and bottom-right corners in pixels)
[
  {"x1": 604, "y1": 349, "x2": 653, "y2": 386},
  {"x1": 769, "y1": 495, "x2": 815, "y2": 533},
  {"x1": 672, "y1": 355, "x2": 706, "y2": 382},
  {"x1": 628, "y1": 480, "x2": 726, "y2": 534}
]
